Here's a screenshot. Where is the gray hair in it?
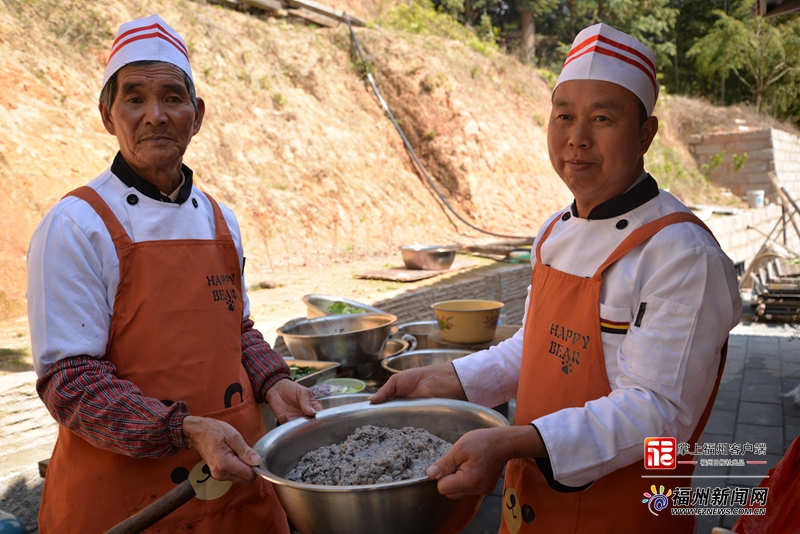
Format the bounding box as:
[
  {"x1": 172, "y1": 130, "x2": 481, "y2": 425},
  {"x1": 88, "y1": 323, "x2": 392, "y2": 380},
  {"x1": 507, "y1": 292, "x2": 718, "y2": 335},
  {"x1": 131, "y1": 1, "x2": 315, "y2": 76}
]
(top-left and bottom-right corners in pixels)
[{"x1": 99, "y1": 60, "x2": 198, "y2": 112}]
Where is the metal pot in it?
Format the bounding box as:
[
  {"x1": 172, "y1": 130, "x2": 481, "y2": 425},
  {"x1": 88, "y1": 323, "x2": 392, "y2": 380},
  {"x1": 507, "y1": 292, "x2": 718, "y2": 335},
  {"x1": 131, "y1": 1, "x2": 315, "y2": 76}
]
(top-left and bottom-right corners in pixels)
[
  {"x1": 253, "y1": 399, "x2": 509, "y2": 534},
  {"x1": 399, "y1": 245, "x2": 460, "y2": 271},
  {"x1": 276, "y1": 314, "x2": 397, "y2": 379}
]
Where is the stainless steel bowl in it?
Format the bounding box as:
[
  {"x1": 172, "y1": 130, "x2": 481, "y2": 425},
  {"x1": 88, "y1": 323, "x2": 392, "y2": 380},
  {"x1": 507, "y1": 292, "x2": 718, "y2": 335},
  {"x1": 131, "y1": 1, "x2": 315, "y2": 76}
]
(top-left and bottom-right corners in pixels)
[
  {"x1": 302, "y1": 294, "x2": 388, "y2": 319},
  {"x1": 381, "y1": 349, "x2": 473, "y2": 375},
  {"x1": 396, "y1": 320, "x2": 439, "y2": 350},
  {"x1": 317, "y1": 393, "x2": 372, "y2": 410},
  {"x1": 379, "y1": 338, "x2": 409, "y2": 359},
  {"x1": 253, "y1": 399, "x2": 509, "y2": 534},
  {"x1": 399, "y1": 245, "x2": 460, "y2": 271},
  {"x1": 276, "y1": 314, "x2": 397, "y2": 379}
]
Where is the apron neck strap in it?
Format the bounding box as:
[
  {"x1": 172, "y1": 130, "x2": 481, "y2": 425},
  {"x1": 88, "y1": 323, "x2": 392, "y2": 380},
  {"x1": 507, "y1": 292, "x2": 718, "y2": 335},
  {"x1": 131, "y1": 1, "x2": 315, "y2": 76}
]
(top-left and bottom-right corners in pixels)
[
  {"x1": 65, "y1": 186, "x2": 133, "y2": 251},
  {"x1": 203, "y1": 192, "x2": 232, "y2": 241},
  {"x1": 535, "y1": 213, "x2": 564, "y2": 265},
  {"x1": 591, "y1": 212, "x2": 717, "y2": 281}
]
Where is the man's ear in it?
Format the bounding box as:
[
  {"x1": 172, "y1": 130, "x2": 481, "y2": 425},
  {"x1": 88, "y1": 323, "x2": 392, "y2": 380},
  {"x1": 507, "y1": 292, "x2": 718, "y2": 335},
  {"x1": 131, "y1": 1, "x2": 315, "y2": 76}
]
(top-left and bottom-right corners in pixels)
[
  {"x1": 192, "y1": 97, "x2": 205, "y2": 136},
  {"x1": 639, "y1": 114, "x2": 659, "y2": 155},
  {"x1": 99, "y1": 101, "x2": 115, "y2": 136}
]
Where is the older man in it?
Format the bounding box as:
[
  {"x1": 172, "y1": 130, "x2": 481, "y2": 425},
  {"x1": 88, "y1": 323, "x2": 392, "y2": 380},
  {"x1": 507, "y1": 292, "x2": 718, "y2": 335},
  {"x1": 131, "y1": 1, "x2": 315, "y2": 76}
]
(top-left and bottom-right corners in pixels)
[
  {"x1": 372, "y1": 23, "x2": 742, "y2": 533},
  {"x1": 27, "y1": 15, "x2": 319, "y2": 533}
]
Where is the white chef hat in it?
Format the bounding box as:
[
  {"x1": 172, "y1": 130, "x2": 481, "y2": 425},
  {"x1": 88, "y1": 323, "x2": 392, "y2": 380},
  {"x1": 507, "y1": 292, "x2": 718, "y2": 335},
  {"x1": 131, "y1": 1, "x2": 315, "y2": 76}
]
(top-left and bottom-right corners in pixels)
[
  {"x1": 554, "y1": 23, "x2": 658, "y2": 116},
  {"x1": 102, "y1": 14, "x2": 193, "y2": 90}
]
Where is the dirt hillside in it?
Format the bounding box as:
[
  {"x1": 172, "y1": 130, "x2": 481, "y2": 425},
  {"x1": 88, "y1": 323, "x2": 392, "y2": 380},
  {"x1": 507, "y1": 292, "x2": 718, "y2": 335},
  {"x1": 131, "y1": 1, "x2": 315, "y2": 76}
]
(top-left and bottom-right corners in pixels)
[{"x1": 0, "y1": 0, "x2": 576, "y2": 321}]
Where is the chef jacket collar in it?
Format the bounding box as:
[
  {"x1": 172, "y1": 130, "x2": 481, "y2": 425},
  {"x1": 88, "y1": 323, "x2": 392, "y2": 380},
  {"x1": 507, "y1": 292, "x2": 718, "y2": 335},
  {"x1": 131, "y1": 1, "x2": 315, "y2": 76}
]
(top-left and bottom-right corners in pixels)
[
  {"x1": 111, "y1": 152, "x2": 194, "y2": 204},
  {"x1": 570, "y1": 173, "x2": 659, "y2": 220}
]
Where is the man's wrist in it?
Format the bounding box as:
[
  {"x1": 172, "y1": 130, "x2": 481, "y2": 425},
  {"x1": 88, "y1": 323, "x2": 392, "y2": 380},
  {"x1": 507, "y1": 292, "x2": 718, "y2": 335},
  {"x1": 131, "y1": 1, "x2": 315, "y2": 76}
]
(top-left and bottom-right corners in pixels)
[{"x1": 172, "y1": 412, "x2": 193, "y2": 450}]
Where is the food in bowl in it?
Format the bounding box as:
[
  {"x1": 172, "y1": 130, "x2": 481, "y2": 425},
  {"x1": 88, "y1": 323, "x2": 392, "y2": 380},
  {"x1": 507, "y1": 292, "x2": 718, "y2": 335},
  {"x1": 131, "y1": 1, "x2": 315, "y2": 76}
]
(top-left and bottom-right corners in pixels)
[
  {"x1": 284, "y1": 425, "x2": 451, "y2": 485},
  {"x1": 326, "y1": 301, "x2": 366, "y2": 315},
  {"x1": 253, "y1": 398, "x2": 509, "y2": 534},
  {"x1": 432, "y1": 299, "x2": 504, "y2": 344},
  {"x1": 309, "y1": 378, "x2": 366, "y2": 398}
]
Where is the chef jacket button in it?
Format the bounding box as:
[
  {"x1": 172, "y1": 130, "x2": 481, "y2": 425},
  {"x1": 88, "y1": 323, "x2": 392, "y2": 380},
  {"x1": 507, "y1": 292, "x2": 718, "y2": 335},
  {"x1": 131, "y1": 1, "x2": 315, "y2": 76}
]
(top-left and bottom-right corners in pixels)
[
  {"x1": 126, "y1": 194, "x2": 138, "y2": 206},
  {"x1": 561, "y1": 212, "x2": 571, "y2": 221},
  {"x1": 192, "y1": 198, "x2": 199, "y2": 208},
  {"x1": 616, "y1": 219, "x2": 628, "y2": 230}
]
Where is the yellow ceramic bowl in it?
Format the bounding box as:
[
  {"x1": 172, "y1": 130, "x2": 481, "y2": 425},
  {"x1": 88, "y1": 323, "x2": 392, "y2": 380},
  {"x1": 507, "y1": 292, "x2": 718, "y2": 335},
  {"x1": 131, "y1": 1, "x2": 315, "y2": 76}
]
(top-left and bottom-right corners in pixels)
[{"x1": 431, "y1": 300, "x2": 504, "y2": 344}]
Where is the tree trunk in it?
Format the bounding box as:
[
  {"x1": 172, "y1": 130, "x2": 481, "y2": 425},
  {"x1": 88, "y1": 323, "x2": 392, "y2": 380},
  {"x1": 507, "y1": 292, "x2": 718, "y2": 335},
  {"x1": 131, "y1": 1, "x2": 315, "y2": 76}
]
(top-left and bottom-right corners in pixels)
[
  {"x1": 521, "y1": 8, "x2": 535, "y2": 66},
  {"x1": 465, "y1": 0, "x2": 472, "y2": 26}
]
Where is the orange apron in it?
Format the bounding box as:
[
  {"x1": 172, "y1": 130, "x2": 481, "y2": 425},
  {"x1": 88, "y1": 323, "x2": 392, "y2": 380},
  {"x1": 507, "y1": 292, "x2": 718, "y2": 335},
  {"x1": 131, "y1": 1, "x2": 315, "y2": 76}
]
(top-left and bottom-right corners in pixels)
[
  {"x1": 39, "y1": 186, "x2": 288, "y2": 534},
  {"x1": 500, "y1": 212, "x2": 727, "y2": 534}
]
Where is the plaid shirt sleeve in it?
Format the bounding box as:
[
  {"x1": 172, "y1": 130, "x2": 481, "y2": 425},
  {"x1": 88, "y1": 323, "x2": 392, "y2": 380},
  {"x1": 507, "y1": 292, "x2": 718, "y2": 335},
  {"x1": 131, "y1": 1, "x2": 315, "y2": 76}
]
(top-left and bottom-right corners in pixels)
[
  {"x1": 36, "y1": 320, "x2": 287, "y2": 457},
  {"x1": 36, "y1": 355, "x2": 190, "y2": 458},
  {"x1": 240, "y1": 318, "x2": 291, "y2": 403}
]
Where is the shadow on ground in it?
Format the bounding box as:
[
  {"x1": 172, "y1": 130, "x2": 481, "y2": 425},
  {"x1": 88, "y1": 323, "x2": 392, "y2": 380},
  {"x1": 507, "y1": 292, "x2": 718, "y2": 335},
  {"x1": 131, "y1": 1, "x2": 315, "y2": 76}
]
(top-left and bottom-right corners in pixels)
[{"x1": 0, "y1": 473, "x2": 42, "y2": 533}]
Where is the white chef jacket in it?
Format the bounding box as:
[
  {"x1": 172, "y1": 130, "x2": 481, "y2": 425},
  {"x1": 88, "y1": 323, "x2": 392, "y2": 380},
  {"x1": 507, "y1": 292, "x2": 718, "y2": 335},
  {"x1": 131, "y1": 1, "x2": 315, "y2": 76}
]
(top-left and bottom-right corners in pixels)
[
  {"x1": 27, "y1": 163, "x2": 251, "y2": 376},
  {"x1": 453, "y1": 174, "x2": 742, "y2": 487}
]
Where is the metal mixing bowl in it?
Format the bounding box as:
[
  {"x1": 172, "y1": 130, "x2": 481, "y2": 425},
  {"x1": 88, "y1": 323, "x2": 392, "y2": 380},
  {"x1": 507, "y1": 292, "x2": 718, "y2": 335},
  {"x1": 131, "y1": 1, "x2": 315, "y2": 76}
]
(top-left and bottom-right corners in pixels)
[
  {"x1": 302, "y1": 294, "x2": 388, "y2": 319},
  {"x1": 396, "y1": 320, "x2": 439, "y2": 350},
  {"x1": 253, "y1": 399, "x2": 509, "y2": 534},
  {"x1": 317, "y1": 392, "x2": 372, "y2": 410},
  {"x1": 381, "y1": 349, "x2": 473, "y2": 375},
  {"x1": 399, "y1": 245, "x2": 460, "y2": 270},
  {"x1": 276, "y1": 314, "x2": 397, "y2": 379}
]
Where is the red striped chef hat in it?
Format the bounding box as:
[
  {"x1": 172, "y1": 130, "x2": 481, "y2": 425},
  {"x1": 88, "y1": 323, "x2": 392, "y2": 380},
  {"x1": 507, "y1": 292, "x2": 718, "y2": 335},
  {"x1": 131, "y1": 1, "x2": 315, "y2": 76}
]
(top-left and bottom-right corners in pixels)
[
  {"x1": 555, "y1": 23, "x2": 658, "y2": 116},
  {"x1": 102, "y1": 14, "x2": 192, "y2": 90}
]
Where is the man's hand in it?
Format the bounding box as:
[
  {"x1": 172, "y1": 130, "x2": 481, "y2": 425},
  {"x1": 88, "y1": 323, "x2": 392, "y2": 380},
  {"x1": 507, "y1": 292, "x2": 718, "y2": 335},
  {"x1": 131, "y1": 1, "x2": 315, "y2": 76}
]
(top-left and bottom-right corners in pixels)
[
  {"x1": 369, "y1": 362, "x2": 467, "y2": 403},
  {"x1": 427, "y1": 425, "x2": 546, "y2": 500},
  {"x1": 182, "y1": 416, "x2": 261, "y2": 484},
  {"x1": 265, "y1": 378, "x2": 322, "y2": 424}
]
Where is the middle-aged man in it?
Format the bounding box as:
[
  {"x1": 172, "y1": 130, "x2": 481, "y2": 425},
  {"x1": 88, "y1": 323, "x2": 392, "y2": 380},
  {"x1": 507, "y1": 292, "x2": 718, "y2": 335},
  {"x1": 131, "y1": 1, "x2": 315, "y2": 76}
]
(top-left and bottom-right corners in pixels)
[
  {"x1": 371, "y1": 23, "x2": 743, "y2": 533},
  {"x1": 26, "y1": 15, "x2": 319, "y2": 533}
]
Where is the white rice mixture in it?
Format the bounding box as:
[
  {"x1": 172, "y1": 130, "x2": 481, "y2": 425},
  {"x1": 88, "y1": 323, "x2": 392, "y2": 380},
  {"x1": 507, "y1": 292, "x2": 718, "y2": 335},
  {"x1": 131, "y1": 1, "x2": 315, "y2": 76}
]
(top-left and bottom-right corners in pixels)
[{"x1": 284, "y1": 425, "x2": 452, "y2": 486}]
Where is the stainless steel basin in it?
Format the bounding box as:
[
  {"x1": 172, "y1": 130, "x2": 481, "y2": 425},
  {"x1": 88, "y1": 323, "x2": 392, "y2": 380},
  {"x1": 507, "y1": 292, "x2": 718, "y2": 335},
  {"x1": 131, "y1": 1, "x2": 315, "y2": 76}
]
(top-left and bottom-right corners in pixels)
[
  {"x1": 396, "y1": 320, "x2": 439, "y2": 350},
  {"x1": 399, "y1": 245, "x2": 460, "y2": 270},
  {"x1": 253, "y1": 398, "x2": 509, "y2": 534},
  {"x1": 276, "y1": 314, "x2": 397, "y2": 379},
  {"x1": 381, "y1": 349, "x2": 473, "y2": 375}
]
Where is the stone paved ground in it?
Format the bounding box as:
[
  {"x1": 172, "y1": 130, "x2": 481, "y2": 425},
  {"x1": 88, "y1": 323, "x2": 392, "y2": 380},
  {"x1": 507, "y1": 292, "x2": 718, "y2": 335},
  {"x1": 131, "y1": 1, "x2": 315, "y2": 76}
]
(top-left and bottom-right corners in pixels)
[{"x1": 2, "y1": 322, "x2": 799, "y2": 533}]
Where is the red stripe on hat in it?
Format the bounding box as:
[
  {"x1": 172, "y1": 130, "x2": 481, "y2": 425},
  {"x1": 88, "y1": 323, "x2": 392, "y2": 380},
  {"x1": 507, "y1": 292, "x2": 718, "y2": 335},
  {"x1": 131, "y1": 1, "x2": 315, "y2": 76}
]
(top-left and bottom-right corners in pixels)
[
  {"x1": 111, "y1": 23, "x2": 188, "y2": 57},
  {"x1": 567, "y1": 34, "x2": 656, "y2": 77},
  {"x1": 108, "y1": 31, "x2": 190, "y2": 64},
  {"x1": 563, "y1": 44, "x2": 658, "y2": 99}
]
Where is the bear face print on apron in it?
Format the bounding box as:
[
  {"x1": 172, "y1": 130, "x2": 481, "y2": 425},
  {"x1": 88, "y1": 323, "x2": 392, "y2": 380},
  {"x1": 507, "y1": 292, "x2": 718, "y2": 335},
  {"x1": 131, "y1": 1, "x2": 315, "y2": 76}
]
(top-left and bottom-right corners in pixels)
[
  {"x1": 39, "y1": 186, "x2": 288, "y2": 534},
  {"x1": 500, "y1": 212, "x2": 727, "y2": 534}
]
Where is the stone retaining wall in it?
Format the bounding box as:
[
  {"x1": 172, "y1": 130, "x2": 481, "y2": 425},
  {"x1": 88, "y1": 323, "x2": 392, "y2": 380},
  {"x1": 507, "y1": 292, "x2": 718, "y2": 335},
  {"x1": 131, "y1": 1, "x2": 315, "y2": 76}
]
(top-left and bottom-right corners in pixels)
[
  {"x1": 373, "y1": 263, "x2": 532, "y2": 327},
  {"x1": 706, "y1": 204, "x2": 800, "y2": 268},
  {"x1": 689, "y1": 128, "x2": 800, "y2": 203}
]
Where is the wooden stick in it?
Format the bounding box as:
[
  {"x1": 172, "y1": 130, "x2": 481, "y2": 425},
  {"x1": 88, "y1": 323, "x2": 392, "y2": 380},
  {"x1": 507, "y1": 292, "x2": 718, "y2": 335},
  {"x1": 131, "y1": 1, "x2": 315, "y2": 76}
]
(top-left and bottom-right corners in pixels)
[
  {"x1": 103, "y1": 479, "x2": 196, "y2": 534},
  {"x1": 768, "y1": 171, "x2": 800, "y2": 243}
]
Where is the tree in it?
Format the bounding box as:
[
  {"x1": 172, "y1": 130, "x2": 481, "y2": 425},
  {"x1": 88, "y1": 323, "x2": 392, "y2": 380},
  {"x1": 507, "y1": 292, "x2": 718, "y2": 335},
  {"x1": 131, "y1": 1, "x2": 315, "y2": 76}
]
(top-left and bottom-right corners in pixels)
[
  {"x1": 516, "y1": 0, "x2": 559, "y2": 65},
  {"x1": 687, "y1": 6, "x2": 800, "y2": 112}
]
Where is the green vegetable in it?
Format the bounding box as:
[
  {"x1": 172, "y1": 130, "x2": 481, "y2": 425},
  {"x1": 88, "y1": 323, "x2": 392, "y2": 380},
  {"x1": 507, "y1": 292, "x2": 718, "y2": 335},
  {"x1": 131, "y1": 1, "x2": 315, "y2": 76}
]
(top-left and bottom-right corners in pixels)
[
  {"x1": 289, "y1": 364, "x2": 316, "y2": 380},
  {"x1": 326, "y1": 302, "x2": 366, "y2": 315}
]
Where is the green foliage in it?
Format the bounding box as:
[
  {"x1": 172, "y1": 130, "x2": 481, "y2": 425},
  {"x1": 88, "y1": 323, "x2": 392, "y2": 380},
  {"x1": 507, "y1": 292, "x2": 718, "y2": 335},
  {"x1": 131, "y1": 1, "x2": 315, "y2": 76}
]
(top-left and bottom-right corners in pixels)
[
  {"x1": 379, "y1": 0, "x2": 498, "y2": 55},
  {"x1": 701, "y1": 150, "x2": 726, "y2": 178},
  {"x1": 533, "y1": 0, "x2": 678, "y2": 73},
  {"x1": 733, "y1": 153, "x2": 748, "y2": 172},
  {"x1": 687, "y1": 4, "x2": 800, "y2": 113},
  {"x1": 272, "y1": 92, "x2": 287, "y2": 110},
  {"x1": 5, "y1": 0, "x2": 112, "y2": 53},
  {"x1": 353, "y1": 58, "x2": 375, "y2": 81}
]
